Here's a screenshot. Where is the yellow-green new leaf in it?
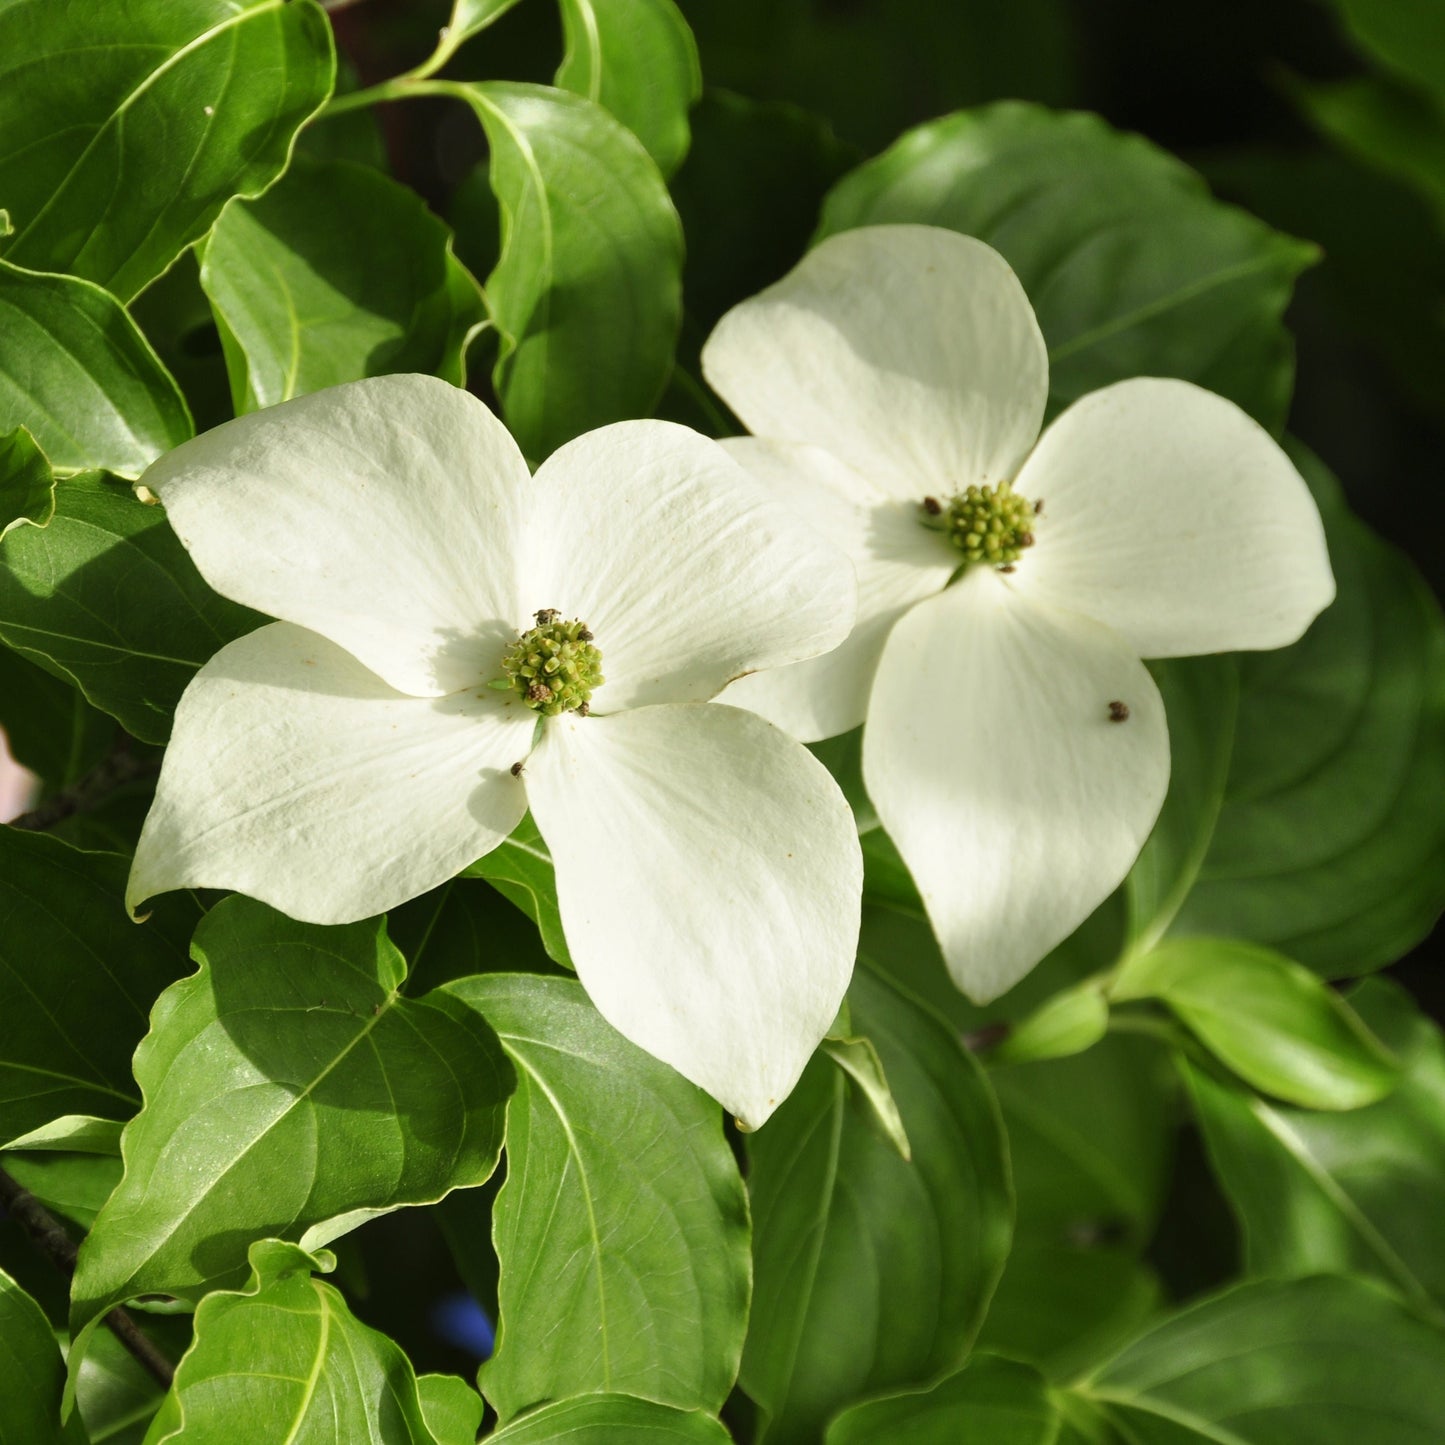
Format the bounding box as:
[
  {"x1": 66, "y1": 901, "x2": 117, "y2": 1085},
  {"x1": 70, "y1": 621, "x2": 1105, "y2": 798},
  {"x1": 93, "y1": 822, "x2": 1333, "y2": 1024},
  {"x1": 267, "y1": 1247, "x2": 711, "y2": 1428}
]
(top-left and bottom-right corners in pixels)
[
  {"x1": 141, "y1": 1240, "x2": 476, "y2": 1444},
  {"x1": 1112, "y1": 937, "x2": 1399, "y2": 1109}
]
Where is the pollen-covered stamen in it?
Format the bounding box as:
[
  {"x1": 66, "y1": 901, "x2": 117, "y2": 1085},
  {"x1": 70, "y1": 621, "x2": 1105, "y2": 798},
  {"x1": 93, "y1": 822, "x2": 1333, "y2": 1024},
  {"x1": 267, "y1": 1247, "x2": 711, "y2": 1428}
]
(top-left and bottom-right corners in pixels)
[
  {"x1": 921, "y1": 480, "x2": 1039, "y2": 567},
  {"x1": 494, "y1": 611, "x2": 604, "y2": 717}
]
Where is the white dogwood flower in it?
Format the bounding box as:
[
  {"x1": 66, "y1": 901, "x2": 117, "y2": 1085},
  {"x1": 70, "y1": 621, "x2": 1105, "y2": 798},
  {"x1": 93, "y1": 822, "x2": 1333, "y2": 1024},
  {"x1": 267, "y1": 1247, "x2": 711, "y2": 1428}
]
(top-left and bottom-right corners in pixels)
[
  {"x1": 702, "y1": 224, "x2": 1335, "y2": 1004},
  {"x1": 126, "y1": 375, "x2": 863, "y2": 1127}
]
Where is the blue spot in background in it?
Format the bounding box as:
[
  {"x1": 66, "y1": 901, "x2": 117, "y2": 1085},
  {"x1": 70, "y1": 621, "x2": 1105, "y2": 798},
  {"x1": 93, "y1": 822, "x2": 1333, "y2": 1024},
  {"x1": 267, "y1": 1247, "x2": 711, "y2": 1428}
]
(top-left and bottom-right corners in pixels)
[{"x1": 431, "y1": 1292, "x2": 495, "y2": 1359}]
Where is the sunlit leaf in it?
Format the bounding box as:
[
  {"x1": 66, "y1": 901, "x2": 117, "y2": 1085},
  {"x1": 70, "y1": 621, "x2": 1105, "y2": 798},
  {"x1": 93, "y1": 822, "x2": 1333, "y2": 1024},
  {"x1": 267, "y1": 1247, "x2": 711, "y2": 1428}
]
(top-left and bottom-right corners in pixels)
[
  {"x1": 72, "y1": 898, "x2": 513, "y2": 1330},
  {"x1": 555, "y1": 0, "x2": 701, "y2": 176},
  {"x1": 442, "y1": 974, "x2": 749, "y2": 1421},
  {"x1": 200, "y1": 155, "x2": 487, "y2": 413},
  {"x1": 450, "y1": 81, "x2": 683, "y2": 459},
  {"x1": 140, "y1": 1240, "x2": 466, "y2": 1444},
  {"x1": 0, "y1": 0, "x2": 335, "y2": 300},
  {"x1": 0, "y1": 261, "x2": 191, "y2": 478},
  {"x1": 1114, "y1": 938, "x2": 1399, "y2": 1110}
]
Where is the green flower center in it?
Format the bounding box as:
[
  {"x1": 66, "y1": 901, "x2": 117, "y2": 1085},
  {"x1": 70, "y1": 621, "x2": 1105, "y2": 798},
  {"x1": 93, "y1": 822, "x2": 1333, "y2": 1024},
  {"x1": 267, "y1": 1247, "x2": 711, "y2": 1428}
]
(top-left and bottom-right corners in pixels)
[
  {"x1": 495, "y1": 609, "x2": 604, "y2": 717},
  {"x1": 922, "y1": 481, "x2": 1039, "y2": 568}
]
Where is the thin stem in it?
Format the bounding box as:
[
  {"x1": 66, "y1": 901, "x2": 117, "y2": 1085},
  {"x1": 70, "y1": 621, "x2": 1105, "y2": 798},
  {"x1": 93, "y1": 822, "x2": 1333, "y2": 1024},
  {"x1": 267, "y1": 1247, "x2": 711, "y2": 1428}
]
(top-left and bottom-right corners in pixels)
[
  {"x1": 9, "y1": 735, "x2": 159, "y2": 834},
  {"x1": 0, "y1": 1167, "x2": 175, "y2": 1389},
  {"x1": 315, "y1": 74, "x2": 421, "y2": 118}
]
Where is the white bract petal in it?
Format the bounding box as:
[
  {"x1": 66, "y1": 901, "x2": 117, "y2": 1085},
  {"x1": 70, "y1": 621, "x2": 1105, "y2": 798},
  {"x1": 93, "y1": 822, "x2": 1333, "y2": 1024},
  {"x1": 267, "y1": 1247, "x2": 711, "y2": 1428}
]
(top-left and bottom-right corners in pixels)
[
  {"x1": 140, "y1": 374, "x2": 533, "y2": 698},
  {"x1": 702, "y1": 225, "x2": 1049, "y2": 501},
  {"x1": 525, "y1": 703, "x2": 862, "y2": 1128},
  {"x1": 717, "y1": 437, "x2": 953, "y2": 742},
  {"x1": 864, "y1": 571, "x2": 1170, "y2": 1004},
  {"x1": 1013, "y1": 378, "x2": 1336, "y2": 657},
  {"x1": 522, "y1": 420, "x2": 856, "y2": 711},
  {"x1": 127, "y1": 623, "x2": 532, "y2": 924}
]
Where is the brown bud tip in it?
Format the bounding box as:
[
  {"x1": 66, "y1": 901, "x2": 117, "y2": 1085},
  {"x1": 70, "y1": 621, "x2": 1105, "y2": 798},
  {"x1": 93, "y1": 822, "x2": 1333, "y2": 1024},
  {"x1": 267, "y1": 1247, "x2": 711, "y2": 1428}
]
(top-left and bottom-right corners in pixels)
[
  {"x1": 1033, "y1": 498, "x2": 1045, "y2": 514},
  {"x1": 577, "y1": 628, "x2": 594, "y2": 642},
  {"x1": 1019, "y1": 532, "x2": 1035, "y2": 547},
  {"x1": 526, "y1": 681, "x2": 552, "y2": 703},
  {"x1": 534, "y1": 607, "x2": 560, "y2": 624},
  {"x1": 510, "y1": 760, "x2": 525, "y2": 777},
  {"x1": 999, "y1": 563, "x2": 1017, "y2": 574},
  {"x1": 922, "y1": 496, "x2": 943, "y2": 515},
  {"x1": 1108, "y1": 700, "x2": 1130, "y2": 722},
  {"x1": 577, "y1": 701, "x2": 591, "y2": 716}
]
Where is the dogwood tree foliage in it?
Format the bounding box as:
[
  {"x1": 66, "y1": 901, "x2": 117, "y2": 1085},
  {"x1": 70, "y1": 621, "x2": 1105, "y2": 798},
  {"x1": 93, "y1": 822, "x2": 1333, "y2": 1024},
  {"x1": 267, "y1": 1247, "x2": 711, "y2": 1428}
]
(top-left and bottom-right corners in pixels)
[{"x1": 1, "y1": 2, "x2": 1443, "y2": 1443}]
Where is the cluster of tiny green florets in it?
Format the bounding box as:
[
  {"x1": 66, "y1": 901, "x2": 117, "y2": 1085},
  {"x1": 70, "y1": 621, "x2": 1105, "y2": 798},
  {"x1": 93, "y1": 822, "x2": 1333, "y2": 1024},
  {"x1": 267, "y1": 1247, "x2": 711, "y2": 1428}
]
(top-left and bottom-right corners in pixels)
[
  {"x1": 924, "y1": 480, "x2": 1038, "y2": 567},
  {"x1": 494, "y1": 609, "x2": 604, "y2": 716}
]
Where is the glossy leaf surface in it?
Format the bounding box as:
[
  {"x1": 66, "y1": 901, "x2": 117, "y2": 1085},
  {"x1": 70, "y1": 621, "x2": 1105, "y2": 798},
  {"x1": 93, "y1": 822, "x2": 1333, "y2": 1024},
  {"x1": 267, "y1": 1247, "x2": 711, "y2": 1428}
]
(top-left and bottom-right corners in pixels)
[
  {"x1": 201, "y1": 155, "x2": 486, "y2": 413},
  {"x1": 0, "y1": 0, "x2": 335, "y2": 300},
  {"x1": 72, "y1": 898, "x2": 513, "y2": 1328},
  {"x1": 0, "y1": 262, "x2": 191, "y2": 478},
  {"x1": 818, "y1": 103, "x2": 1315, "y2": 430},
  {"x1": 454, "y1": 81, "x2": 683, "y2": 459},
  {"x1": 742, "y1": 965, "x2": 1011, "y2": 1444},
  {"x1": 443, "y1": 974, "x2": 749, "y2": 1421}
]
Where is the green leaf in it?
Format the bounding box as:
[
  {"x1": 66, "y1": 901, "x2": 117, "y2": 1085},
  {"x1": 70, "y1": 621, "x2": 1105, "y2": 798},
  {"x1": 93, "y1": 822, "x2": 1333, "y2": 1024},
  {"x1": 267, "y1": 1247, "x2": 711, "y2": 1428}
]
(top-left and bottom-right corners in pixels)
[
  {"x1": 462, "y1": 815, "x2": 573, "y2": 969},
  {"x1": 669, "y1": 89, "x2": 856, "y2": 338},
  {"x1": 0, "y1": 0, "x2": 335, "y2": 301},
  {"x1": 817, "y1": 102, "x2": 1315, "y2": 431},
  {"x1": 1113, "y1": 938, "x2": 1399, "y2": 1110},
  {"x1": 200, "y1": 155, "x2": 487, "y2": 414},
  {"x1": 2, "y1": 1149, "x2": 122, "y2": 1231},
  {"x1": 1124, "y1": 656, "x2": 1238, "y2": 957},
  {"x1": 555, "y1": 0, "x2": 701, "y2": 176},
  {"x1": 975, "y1": 1244, "x2": 1162, "y2": 1383},
  {"x1": 819, "y1": 1032, "x2": 911, "y2": 1159},
  {"x1": 416, "y1": 1375, "x2": 485, "y2": 1445},
  {"x1": 1, "y1": 426, "x2": 55, "y2": 536},
  {"x1": 0, "y1": 261, "x2": 192, "y2": 478},
  {"x1": 74, "y1": 1322, "x2": 187, "y2": 1445},
  {"x1": 982, "y1": 1036, "x2": 1175, "y2": 1380},
  {"x1": 450, "y1": 80, "x2": 683, "y2": 459},
  {"x1": 741, "y1": 965, "x2": 1011, "y2": 1444},
  {"x1": 446, "y1": 0, "x2": 528, "y2": 51},
  {"x1": 71, "y1": 897, "x2": 513, "y2": 1330},
  {"x1": 439, "y1": 974, "x2": 749, "y2": 1421},
  {"x1": 0, "y1": 830, "x2": 192, "y2": 1147},
  {"x1": 1163, "y1": 455, "x2": 1445, "y2": 973},
  {"x1": 993, "y1": 979, "x2": 1110, "y2": 1065},
  {"x1": 0, "y1": 474, "x2": 262, "y2": 744},
  {"x1": 1186, "y1": 978, "x2": 1445, "y2": 1317},
  {"x1": 1327, "y1": 0, "x2": 1445, "y2": 100},
  {"x1": 1298, "y1": 76, "x2": 1445, "y2": 230},
  {"x1": 1083, "y1": 1274, "x2": 1445, "y2": 1443},
  {"x1": 487, "y1": 1395, "x2": 734, "y2": 1443},
  {"x1": 0, "y1": 1269, "x2": 87, "y2": 1444},
  {"x1": 139, "y1": 1239, "x2": 455, "y2": 1445},
  {"x1": 0, "y1": 648, "x2": 114, "y2": 793},
  {"x1": 825, "y1": 1356, "x2": 1058, "y2": 1445},
  {"x1": 992, "y1": 1035, "x2": 1175, "y2": 1246}
]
